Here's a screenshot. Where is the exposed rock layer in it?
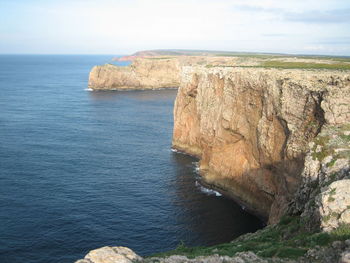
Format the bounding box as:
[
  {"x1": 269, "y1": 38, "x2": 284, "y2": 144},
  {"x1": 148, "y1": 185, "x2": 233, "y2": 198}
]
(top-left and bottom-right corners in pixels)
[
  {"x1": 172, "y1": 66, "x2": 350, "y2": 223},
  {"x1": 88, "y1": 59, "x2": 180, "y2": 90}
]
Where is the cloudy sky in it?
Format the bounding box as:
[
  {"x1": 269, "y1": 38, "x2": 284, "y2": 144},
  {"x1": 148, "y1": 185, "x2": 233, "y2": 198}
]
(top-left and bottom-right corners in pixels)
[{"x1": 0, "y1": 0, "x2": 349, "y2": 55}]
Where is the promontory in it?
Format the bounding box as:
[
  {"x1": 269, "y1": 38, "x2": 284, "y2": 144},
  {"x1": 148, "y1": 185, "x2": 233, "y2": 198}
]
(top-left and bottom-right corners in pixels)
[{"x1": 79, "y1": 50, "x2": 350, "y2": 263}]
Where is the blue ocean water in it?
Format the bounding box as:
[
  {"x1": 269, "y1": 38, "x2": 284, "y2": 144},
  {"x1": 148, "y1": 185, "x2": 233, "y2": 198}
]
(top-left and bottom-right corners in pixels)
[{"x1": 0, "y1": 55, "x2": 263, "y2": 263}]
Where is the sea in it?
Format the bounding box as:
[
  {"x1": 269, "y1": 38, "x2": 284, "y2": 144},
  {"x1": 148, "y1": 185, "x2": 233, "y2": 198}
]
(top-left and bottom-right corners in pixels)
[{"x1": 0, "y1": 55, "x2": 263, "y2": 263}]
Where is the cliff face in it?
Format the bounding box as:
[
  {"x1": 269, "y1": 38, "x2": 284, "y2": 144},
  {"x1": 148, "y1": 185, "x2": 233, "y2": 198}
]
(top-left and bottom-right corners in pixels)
[
  {"x1": 172, "y1": 66, "x2": 350, "y2": 223},
  {"x1": 77, "y1": 64, "x2": 350, "y2": 263},
  {"x1": 88, "y1": 58, "x2": 180, "y2": 90}
]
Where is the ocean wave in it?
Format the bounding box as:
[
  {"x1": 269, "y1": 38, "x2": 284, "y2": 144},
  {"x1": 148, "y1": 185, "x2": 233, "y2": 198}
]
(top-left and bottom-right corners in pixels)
[
  {"x1": 195, "y1": 181, "x2": 222, "y2": 197},
  {"x1": 84, "y1": 88, "x2": 93, "y2": 91}
]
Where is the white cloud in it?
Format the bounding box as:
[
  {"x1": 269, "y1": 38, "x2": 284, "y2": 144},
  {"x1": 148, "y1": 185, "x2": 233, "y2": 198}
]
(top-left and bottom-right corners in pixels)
[{"x1": 0, "y1": 0, "x2": 349, "y2": 55}]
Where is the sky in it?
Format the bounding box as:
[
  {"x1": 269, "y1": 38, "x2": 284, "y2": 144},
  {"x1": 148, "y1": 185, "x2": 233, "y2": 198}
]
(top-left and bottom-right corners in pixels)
[{"x1": 0, "y1": 0, "x2": 349, "y2": 55}]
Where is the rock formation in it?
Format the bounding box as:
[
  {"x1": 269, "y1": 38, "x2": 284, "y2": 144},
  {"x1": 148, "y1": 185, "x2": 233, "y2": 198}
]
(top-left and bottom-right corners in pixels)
[
  {"x1": 80, "y1": 55, "x2": 350, "y2": 262},
  {"x1": 172, "y1": 66, "x2": 350, "y2": 223},
  {"x1": 288, "y1": 124, "x2": 350, "y2": 231},
  {"x1": 88, "y1": 58, "x2": 180, "y2": 90},
  {"x1": 76, "y1": 246, "x2": 142, "y2": 263}
]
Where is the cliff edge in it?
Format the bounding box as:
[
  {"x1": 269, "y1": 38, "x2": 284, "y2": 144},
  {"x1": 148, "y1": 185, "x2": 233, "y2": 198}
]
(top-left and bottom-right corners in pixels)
[{"x1": 172, "y1": 66, "x2": 350, "y2": 224}]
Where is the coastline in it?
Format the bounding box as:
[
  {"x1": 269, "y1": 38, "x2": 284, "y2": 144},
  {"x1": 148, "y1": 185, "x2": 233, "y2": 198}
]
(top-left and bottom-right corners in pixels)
[{"x1": 76, "y1": 51, "x2": 350, "y2": 263}]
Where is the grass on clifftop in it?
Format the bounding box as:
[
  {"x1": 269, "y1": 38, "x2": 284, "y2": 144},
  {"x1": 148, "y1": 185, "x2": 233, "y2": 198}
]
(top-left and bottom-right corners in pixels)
[
  {"x1": 311, "y1": 124, "x2": 350, "y2": 166},
  {"x1": 205, "y1": 61, "x2": 350, "y2": 70},
  {"x1": 214, "y1": 53, "x2": 350, "y2": 63},
  {"x1": 260, "y1": 61, "x2": 350, "y2": 70},
  {"x1": 150, "y1": 216, "x2": 350, "y2": 260}
]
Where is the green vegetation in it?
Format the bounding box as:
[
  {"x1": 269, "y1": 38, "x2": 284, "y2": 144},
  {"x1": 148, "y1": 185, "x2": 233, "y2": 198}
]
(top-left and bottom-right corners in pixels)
[
  {"x1": 326, "y1": 158, "x2": 336, "y2": 167},
  {"x1": 328, "y1": 57, "x2": 350, "y2": 63},
  {"x1": 327, "y1": 188, "x2": 336, "y2": 202},
  {"x1": 133, "y1": 49, "x2": 350, "y2": 66},
  {"x1": 311, "y1": 135, "x2": 333, "y2": 161},
  {"x1": 310, "y1": 125, "x2": 350, "y2": 166},
  {"x1": 340, "y1": 134, "x2": 350, "y2": 142},
  {"x1": 150, "y1": 216, "x2": 350, "y2": 260},
  {"x1": 329, "y1": 188, "x2": 336, "y2": 195},
  {"x1": 201, "y1": 61, "x2": 350, "y2": 70},
  {"x1": 328, "y1": 196, "x2": 336, "y2": 202},
  {"x1": 215, "y1": 53, "x2": 286, "y2": 59},
  {"x1": 260, "y1": 61, "x2": 350, "y2": 70},
  {"x1": 214, "y1": 53, "x2": 350, "y2": 63},
  {"x1": 145, "y1": 57, "x2": 175, "y2": 60}
]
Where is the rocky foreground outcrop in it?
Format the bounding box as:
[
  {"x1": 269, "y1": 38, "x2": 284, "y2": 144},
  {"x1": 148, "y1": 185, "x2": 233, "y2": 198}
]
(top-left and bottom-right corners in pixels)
[
  {"x1": 77, "y1": 239, "x2": 350, "y2": 263},
  {"x1": 88, "y1": 58, "x2": 180, "y2": 90},
  {"x1": 289, "y1": 124, "x2": 350, "y2": 231},
  {"x1": 172, "y1": 66, "x2": 350, "y2": 223}
]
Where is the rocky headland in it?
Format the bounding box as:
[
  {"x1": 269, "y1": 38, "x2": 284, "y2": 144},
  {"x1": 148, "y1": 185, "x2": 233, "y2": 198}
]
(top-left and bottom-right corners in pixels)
[
  {"x1": 78, "y1": 51, "x2": 350, "y2": 262},
  {"x1": 88, "y1": 58, "x2": 180, "y2": 90}
]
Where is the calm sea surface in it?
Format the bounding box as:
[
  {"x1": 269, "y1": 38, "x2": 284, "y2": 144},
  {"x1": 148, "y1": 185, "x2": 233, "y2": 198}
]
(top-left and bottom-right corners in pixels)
[{"x1": 0, "y1": 55, "x2": 263, "y2": 263}]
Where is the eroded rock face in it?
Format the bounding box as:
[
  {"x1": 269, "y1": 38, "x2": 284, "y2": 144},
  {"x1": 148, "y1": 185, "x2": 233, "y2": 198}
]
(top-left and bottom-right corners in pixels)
[
  {"x1": 88, "y1": 58, "x2": 180, "y2": 90},
  {"x1": 320, "y1": 180, "x2": 350, "y2": 230},
  {"x1": 289, "y1": 124, "x2": 350, "y2": 231},
  {"x1": 172, "y1": 66, "x2": 350, "y2": 223}
]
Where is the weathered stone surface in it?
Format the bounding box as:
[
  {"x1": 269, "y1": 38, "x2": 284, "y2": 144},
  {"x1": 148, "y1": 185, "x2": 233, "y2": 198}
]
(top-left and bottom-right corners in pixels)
[
  {"x1": 289, "y1": 124, "x2": 350, "y2": 230},
  {"x1": 76, "y1": 246, "x2": 142, "y2": 263},
  {"x1": 302, "y1": 240, "x2": 350, "y2": 263},
  {"x1": 320, "y1": 180, "x2": 350, "y2": 231},
  {"x1": 88, "y1": 58, "x2": 180, "y2": 90},
  {"x1": 172, "y1": 66, "x2": 350, "y2": 223},
  {"x1": 340, "y1": 251, "x2": 350, "y2": 263}
]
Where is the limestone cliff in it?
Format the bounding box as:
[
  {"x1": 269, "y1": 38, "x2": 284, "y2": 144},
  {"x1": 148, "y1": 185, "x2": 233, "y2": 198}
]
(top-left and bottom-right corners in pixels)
[
  {"x1": 172, "y1": 66, "x2": 350, "y2": 223},
  {"x1": 88, "y1": 58, "x2": 180, "y2": 90},
  {"x1": 77, "y1": 64, "x2": 350, "y2": 263}
]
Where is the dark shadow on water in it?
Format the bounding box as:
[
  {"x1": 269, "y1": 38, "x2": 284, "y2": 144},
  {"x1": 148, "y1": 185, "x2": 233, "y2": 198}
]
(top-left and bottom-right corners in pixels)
[
  {"x1": 169, "y1": 152, "x2": 264, "y2": 247},
  {"x1": 88, "y1": 89, "x2": 178, "y2": 102}
]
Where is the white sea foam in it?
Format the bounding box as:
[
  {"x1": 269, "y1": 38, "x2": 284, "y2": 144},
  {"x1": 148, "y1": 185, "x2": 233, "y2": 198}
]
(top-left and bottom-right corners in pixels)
[
  {"x1": 170, "y1": 148, "x2": 199, "y2": 158},
  {"x1": 170, "y1": 148, "x2": 188, "y2": 155},
  {"x1": 84, "y1": 88, "x2": 93, "y2": 91},
  {"x1": 192, "y1": 161, "x2": 200, "y2": 174},
  {"x1": 195, "y1": 181, "x2": 222, "y2": 197}
]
